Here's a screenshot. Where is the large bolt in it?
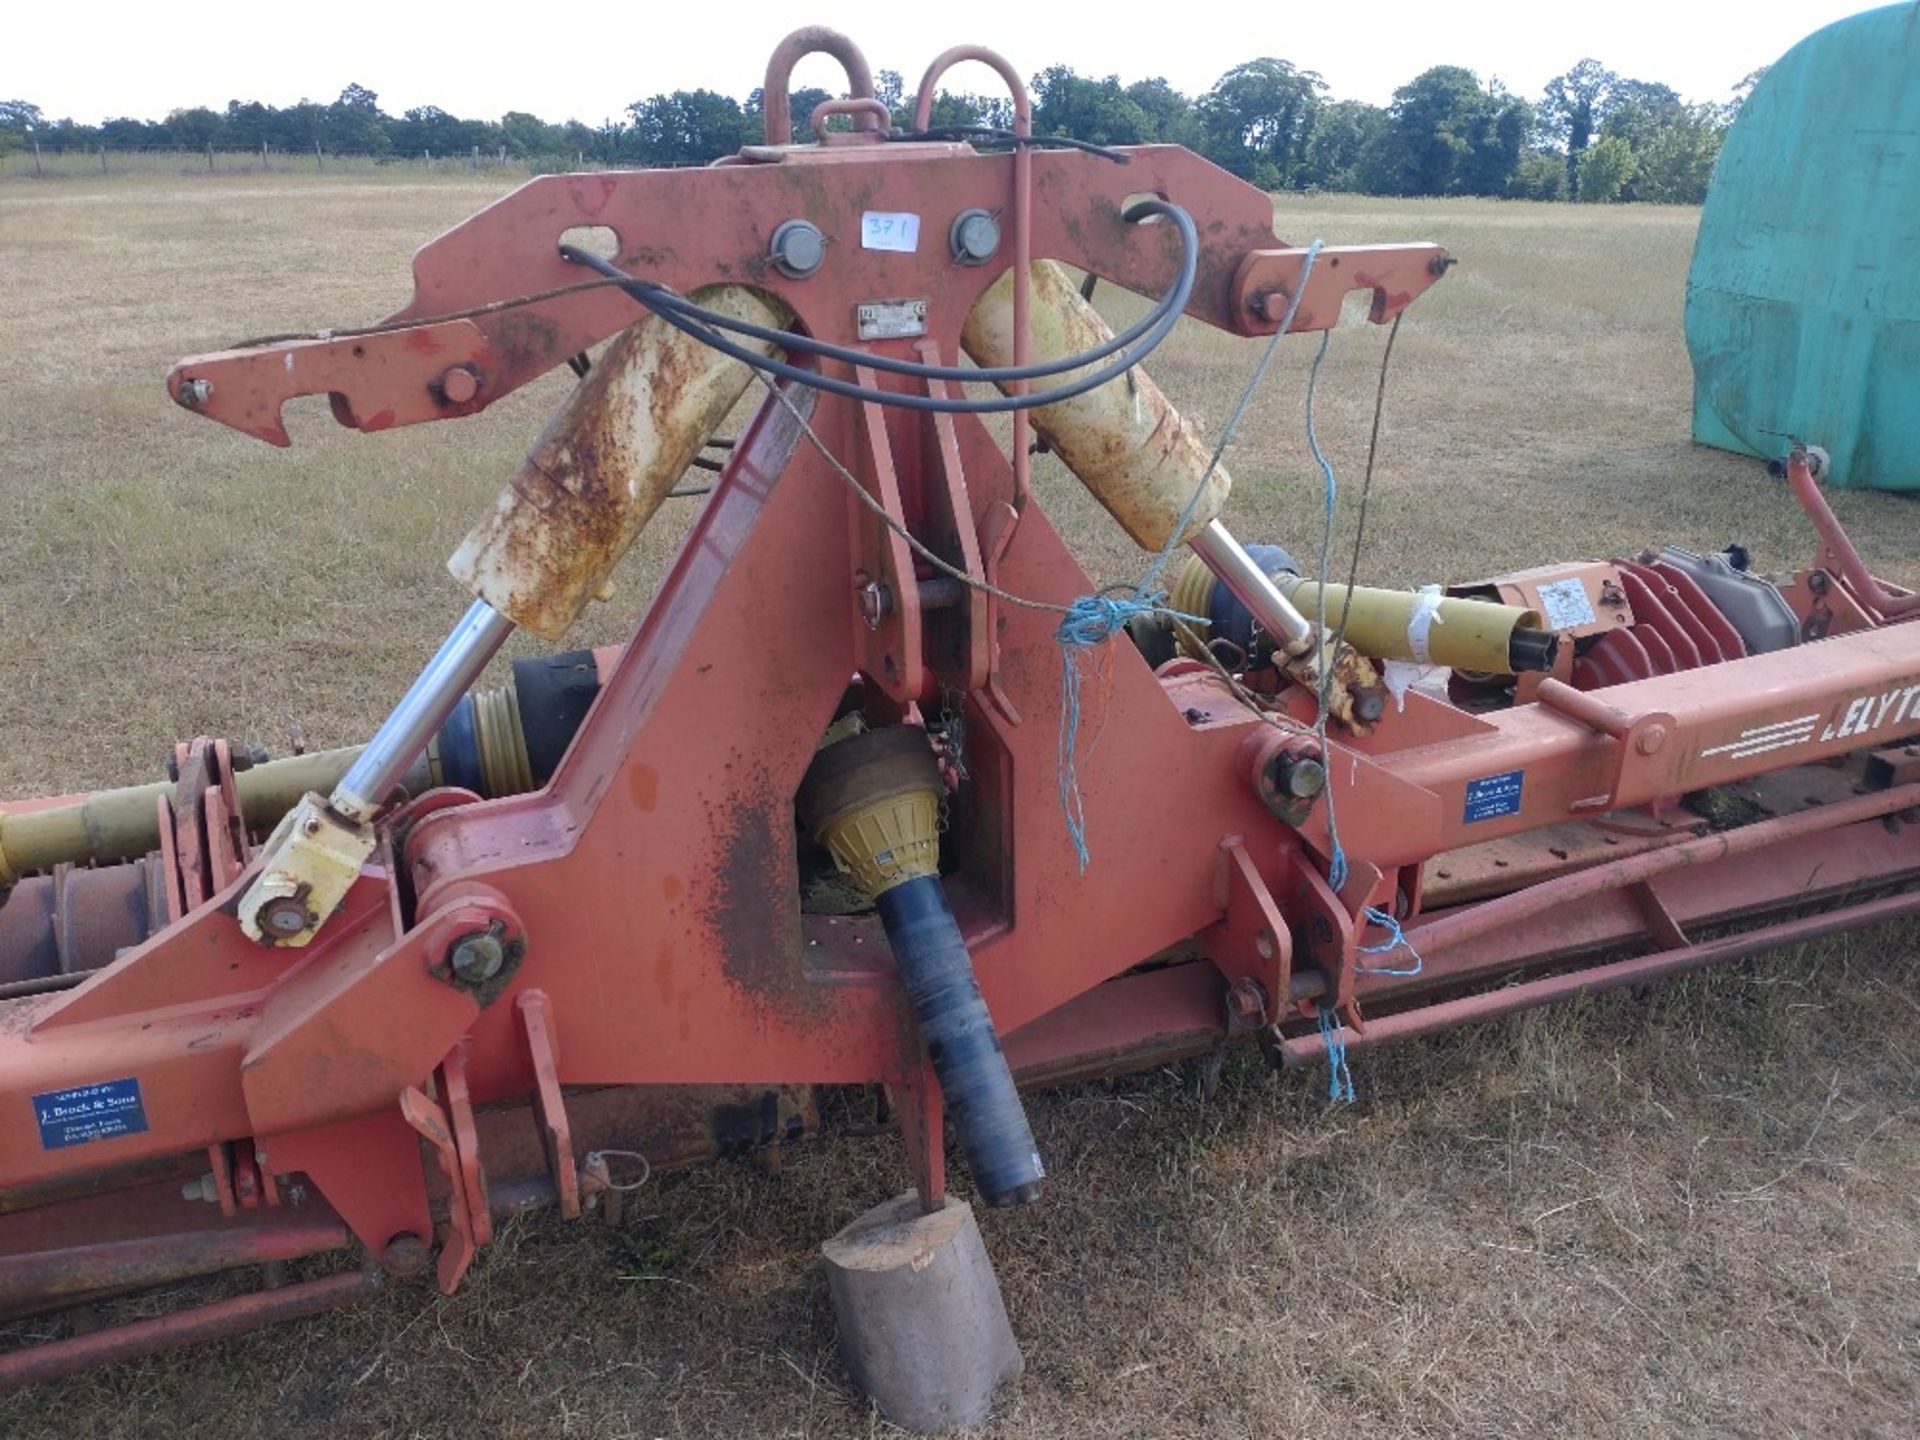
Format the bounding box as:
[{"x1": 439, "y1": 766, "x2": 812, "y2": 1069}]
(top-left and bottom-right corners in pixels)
[
  {"x1": 437, "y1": 366, "x2": 481, "y2": 404},
  {"x1": 448, "y1": 927, "x2": 506, "y2": 985},
  {"x1": 856, "y1": 578, "x2": 893, "y2": 630},
  {"x1": 1278, "y1": 753, "x2": 1327, "y2": 800},
  {"x1": 1227, "y1": 976, "x2": 1269, "y2": 1029},
  {"x1": 177, "y1": 378, "x2": 213, "y2": 408},
  {"x1": 380, "y1": 1233, "x2": 432, "y2": 1278},
  {"x1": 258, "y1": 894, "x2": 312, "y2": 940}
]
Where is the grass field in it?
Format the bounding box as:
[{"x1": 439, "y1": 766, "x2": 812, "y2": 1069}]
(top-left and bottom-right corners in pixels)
[{"x1": 0, "y1": 172, "x2": 1916, "y2": 1438}]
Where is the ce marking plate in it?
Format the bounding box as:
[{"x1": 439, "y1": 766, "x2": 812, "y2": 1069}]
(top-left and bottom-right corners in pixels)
[{"x1": 855, "y1": 299, "x2": 929, "y2": 341}]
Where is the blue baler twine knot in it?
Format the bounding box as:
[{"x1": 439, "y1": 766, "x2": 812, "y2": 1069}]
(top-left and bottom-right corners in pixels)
[
  {"x1": 1056, "y1": 591, "x2": 1203, "y2": 872},
  {"x1": 1309, "y1": 907, "x2": 1422, "y2": 1104},
  {"x1": 1355, "y1": 904, "x2": 1424, "y2": 978},
  {"x1": 1054, "y1": 239, "x2": 1328, "y2": 872}
]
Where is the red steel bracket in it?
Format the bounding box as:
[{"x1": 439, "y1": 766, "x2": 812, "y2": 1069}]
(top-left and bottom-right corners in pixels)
[
  {"x1": 399, "y1": 1084, "x2": 476, "y2": 1293},
  {"x1": 849, "y1": 367, "x2": 927, "y2": 703},
  {"x1": 1208, "y1": 837, "x2": 1293, "y2": 1024},
  {"x1": 169, "y1": 322, "x2": 495, "y2": 448},
  {"x1": 399, "y1": 1043, "x2": 492, "y2": 1293},
  {"x1": 915, "y1": 342, "x2": 993, "y2": 695},
  {"x1": 239, "y1": 890, "x2": 507, "y2": 1136},
  {"x1": 165, "y1": 148, "x2": 1450, "y2": 449},
  {"x1": 894, "y1": 1059, "x2": 946, "y2": 1213},
  {"x1": 1535, "y1": 679, "x2": 1678, "y2": 815},
  {"x1": 515, "y1": 989, "x2": 579, "y2": 1221},
  {"x1": 1236, "y1": 244, "x2": 1451, "y2": 332}
]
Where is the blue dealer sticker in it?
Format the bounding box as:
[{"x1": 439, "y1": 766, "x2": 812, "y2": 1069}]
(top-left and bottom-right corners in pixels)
[
  {"x1": 33, "y1": 1077, "x2": 149, "y2": 1150},
  {"x1": 1463, "y1": 769, "x2": 1525, "y2": 824}
]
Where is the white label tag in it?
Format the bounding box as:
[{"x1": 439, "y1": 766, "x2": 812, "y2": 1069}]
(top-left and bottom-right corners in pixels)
[
  {"x1": 1536, "y1": 577, "x2": 1598, "y2": 630},
  {"x1": 860, "y1": 212, "x2": 921, "y2": 252}
]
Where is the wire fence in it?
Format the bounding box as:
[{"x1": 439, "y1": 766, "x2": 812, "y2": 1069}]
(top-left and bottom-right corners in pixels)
[{"x1": 0, "y1": 145, "x2": 599, "y2": 180}]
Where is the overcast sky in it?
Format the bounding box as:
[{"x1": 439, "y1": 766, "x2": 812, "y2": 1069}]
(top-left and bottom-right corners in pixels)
[{"x1": 10, "y1": 1, "x2": 1886, "y2": 125}]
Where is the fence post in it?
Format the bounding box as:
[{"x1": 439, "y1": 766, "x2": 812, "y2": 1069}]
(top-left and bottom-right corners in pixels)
[
  {"x1": 261, "y1": 141, "x2": 268, "y2": 171},
  {"x1": 315, "y1": 141, "x2": 323, "y2": 172},
  {"x1": 425, "y1": 147, "x2": 431, "y2": 171},
  {"x1": 33, "y1": 138, "x2": 42, "y2": 178},
  {"x1": 207, "y1": 142, "x2": 215, "y2": 173},
  {"x1": 471, "y1": 145, "x2": 479, "y2": 173},
  {"x1": 100, "y1": 145, "x2": 107, "y2": 174}
]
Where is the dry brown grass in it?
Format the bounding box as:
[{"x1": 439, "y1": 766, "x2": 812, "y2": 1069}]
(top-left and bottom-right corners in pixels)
[{"x1": 1, "y1": 174, "x2": 1916, "y2": 1438}]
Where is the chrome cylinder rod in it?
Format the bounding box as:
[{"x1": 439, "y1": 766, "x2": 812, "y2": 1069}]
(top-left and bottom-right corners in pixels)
[
  {"x1": 332, "y1": 599, "x2": 515, "y2": 820},
  {"x1": 1186, "y1": 518, "x2": 1314, "y2": 649}
]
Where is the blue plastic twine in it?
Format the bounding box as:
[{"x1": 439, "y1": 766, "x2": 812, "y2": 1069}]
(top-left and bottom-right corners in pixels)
[
  {"x1": 1317, "y1": 1004, "x2": 1355, "y2": 1103},
  {"x1": 1055, "y1": 591, "x2": 1196, "y2": 871},
  {"x1": 1054, "y1": 240, "x2": 1326, "y2": 871},
  {"x1": 1355, "y1": 904, "x2": 1424, "y2": 977}
]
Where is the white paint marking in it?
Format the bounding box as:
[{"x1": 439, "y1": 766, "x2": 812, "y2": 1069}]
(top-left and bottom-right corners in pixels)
[
  {"x1": 1699, "y1": 716, "x2": 1817, "y2": 759},
  {"x1": 1720, "y1": 733, "x2": 1820, "y2": 761}
]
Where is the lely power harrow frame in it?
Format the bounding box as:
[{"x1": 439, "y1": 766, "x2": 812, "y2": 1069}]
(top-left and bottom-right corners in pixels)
[{"x1": 1, "y1": 25, "x2": 1916, "y2": 1404}]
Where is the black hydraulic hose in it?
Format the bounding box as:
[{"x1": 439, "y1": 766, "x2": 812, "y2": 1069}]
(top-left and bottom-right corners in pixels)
[
  {"x1": 555, "y1": 205, "x2": 1198, "y2": 413},
  {"x1": 561, "y1": 198, "x2": 1192, "y2": 386},
  {"x1": 886, "y1": 126, "x2": 1132, "y2": 164},
  {"x1": 874, "y1": 875, "x2": 1044, "y2": 1206},
  {"x1": 559, "y1": 254, "x2": 1178, "y2": 416}
]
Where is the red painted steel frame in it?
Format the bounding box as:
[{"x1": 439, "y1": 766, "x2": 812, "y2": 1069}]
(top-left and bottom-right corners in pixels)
[
  {"x1": 162, "y1": 145, "x2": 1447, "y2": 446},
  {"x1": 1, "y1": 45, "x2": 1917, "y2": 1369}
]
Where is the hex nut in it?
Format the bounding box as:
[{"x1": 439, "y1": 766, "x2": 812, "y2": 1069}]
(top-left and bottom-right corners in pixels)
[{"x1": 448, "y1": 930, "x2": 506, "y2": 984}]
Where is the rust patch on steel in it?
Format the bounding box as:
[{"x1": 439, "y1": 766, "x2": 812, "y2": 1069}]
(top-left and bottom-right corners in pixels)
[
  {"x1": 628, "y1": 762, "x2": 660, "y2": 812},
  {"x1": 491, "y1": 311, "x2": 566, "y2": 378},
  {"x1": 702, "y1": 765, "x2": 822, "y2": 1018},
  {"x1": 449, "y1": 286, "x2": 791, "y2": 641}
]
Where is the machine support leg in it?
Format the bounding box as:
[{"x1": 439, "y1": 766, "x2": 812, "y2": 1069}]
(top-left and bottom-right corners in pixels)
[{"x1": 821, "y1": 1192, "x2": 1023, "y2": 1434}]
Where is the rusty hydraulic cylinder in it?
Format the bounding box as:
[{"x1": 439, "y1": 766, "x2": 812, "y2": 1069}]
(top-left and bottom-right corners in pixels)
[
  {"x1": 963, "y1": 260, "x2": 1313, "y2": 650},
  {"x1": 236, "y1": 286, "x2": 789, "y2": 945},
  {"x1": 963, "y1": 260, "x2": 1226, "y2": 551},
  {"x1": 450, "y1": 285, "x2": 794, "y2": 641}
]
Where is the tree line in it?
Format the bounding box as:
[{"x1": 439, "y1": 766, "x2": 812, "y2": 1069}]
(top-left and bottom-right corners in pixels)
[{"x1": 0, "y1": 57, "x2": 1760, "y2": 203}]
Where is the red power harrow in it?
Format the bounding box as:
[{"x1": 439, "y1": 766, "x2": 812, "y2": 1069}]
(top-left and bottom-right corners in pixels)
[{"x1": 0, "y1": 25, "x2": 1914, "y2": 1415}]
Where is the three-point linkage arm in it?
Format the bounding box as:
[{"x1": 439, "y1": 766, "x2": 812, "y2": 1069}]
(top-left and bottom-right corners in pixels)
[{"x1": 166, "y1": 139, "x2": 1450, "y2": 949}]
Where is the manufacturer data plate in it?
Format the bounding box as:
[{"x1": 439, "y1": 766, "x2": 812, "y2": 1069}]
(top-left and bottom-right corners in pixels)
[
  {"x1": 1535, "y1": 576, "x2": 1598, "y2": 630},
  {"x1": 856, "y1": 299, "x2": 930, "y2": 341}
]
